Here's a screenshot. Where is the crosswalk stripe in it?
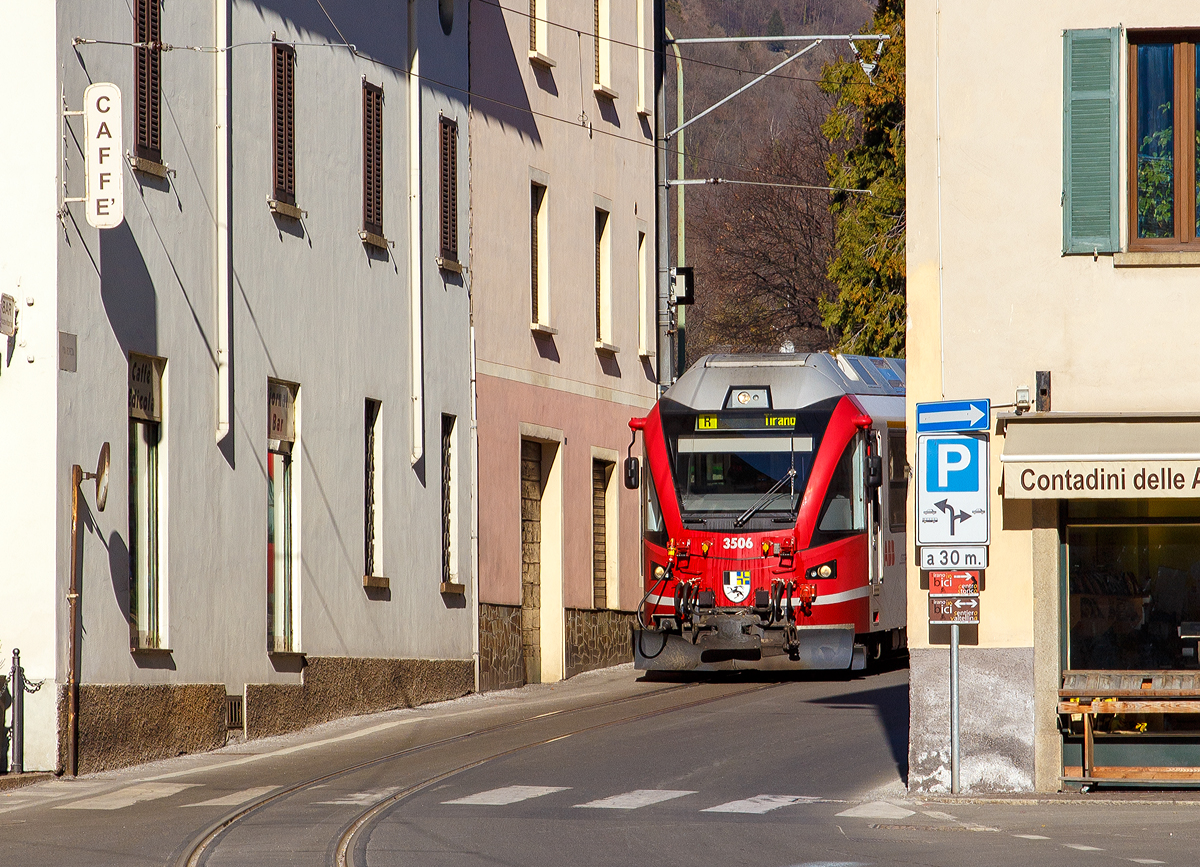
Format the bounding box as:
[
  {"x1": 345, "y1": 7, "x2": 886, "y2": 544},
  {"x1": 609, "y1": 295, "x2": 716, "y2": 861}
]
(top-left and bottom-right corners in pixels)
[
  {"x1": 702, "y1": 795, "x2": 821, "y2": 814},
  {"x1": 183, "y1": 786, "x2": 278, "y2": 807},
  {"x1": 575, "y1": 789, "x2": 696, "y2": 809},
  {"x1": 317, "y1": 788, "x2": 401, "y2": 806},
  {"x1": 54, "y1": 783, "x2": 198, "y2": 811},
  {"x1": 1013, "y1": 835, "x2": 1050, "y2": 840},
  {"x1": 443, "y1": 786, "x2": 570, "y2": 806}
]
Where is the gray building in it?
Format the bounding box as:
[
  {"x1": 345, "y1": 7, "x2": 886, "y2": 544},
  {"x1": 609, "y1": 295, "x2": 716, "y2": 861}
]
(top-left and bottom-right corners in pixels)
[{"x1": 1, "y1": 0, "x2": 474, "y2": 774}]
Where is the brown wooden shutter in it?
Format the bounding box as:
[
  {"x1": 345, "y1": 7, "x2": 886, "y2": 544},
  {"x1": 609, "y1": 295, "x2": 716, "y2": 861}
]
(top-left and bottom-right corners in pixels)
[
  {"x1": 595, "y1": 210, "x2": 605, "y2": 341},
  {"x1": 135, "y1": 0, "x2": 161, "y2": 162},
  {"x1": 439, "y1": 118, "x2": 458, "y2": 261},
  {"x1": 530, "y1": 184, "x2": 543, "y2": 323},
  {"x1": 594, "y1": 0, "x2": 601, "y2": 84},
  {"x1": 529, "y1": 0, "x2": 537, "y2": 51},
  {"x1": 592, "y1": 460, "x2": 609, "y2": 610},
  {"x1": 362, "y1": 82, "x2": 383, "y2": 236},
  {"x1": 272, "y1": 43, "x2": 296, "y2": 205}
]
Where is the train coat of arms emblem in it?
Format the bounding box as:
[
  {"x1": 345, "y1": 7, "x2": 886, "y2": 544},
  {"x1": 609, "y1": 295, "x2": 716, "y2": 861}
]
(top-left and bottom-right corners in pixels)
[{"x1": 723, "y1": 570, "x2": 751, "y2": 604}]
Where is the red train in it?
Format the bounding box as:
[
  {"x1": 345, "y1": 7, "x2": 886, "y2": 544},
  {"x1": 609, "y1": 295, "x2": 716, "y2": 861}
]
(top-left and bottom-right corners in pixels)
[{"x1": 625, "y1": 353, "x2": 908, "y2": 672}]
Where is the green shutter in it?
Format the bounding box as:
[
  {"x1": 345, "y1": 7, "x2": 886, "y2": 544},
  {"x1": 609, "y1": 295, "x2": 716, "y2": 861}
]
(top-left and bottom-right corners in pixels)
[{"x1": 1063, "y1": 28, "x2": 1119, "y2": 254}]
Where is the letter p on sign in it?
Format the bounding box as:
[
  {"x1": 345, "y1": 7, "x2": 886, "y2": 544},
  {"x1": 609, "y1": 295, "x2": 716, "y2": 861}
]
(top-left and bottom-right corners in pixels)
[{"x1": 927, "y1": 437, "x2": 979, "y2": 492}]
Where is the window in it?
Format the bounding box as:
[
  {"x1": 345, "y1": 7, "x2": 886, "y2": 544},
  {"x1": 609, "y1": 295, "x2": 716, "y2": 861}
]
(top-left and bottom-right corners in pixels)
[
  {"x1": 529, "y1": 0, "x2": 548, "y2": 57},
  {"x1": 267, "y1": 380, "x2": 297, "y2": 652},
  {"x1": 128, "y1": 353, "x2": 165, "y2": 649},
  {"x1": 812, "y1": 436, "x2": 866, "y2": 545},
  {"x1": 272, "y1": 42, "x2": 296, "y2": 206},
  {"x1": 439, "y1": 117, "x2": 459, "y2": 262},
  {"x1": 364, "y1": 399, "x2": 381, "y2": 581},
  {"x1": 636, "y1": 0, "x2": 650, "y2": 114},
  {"x1": 593, "y1": 0, "x2": 612, "y2": 93},
  {"x1": 887, "y1": 429, "x2": 907, "y2": 533},
  {"x1": 1129, "y1": 32, "x2": 1200, "y2": 249},
  {"x1": 637, "y1": 229, "x2": 650, "y2": 355},
  {"x1": 134, "y1": 0, "x2": 161, "y2": 163},
  {"x1": 362, "y1": 81, "x2": 384, "y2": 239},
  {"x1": 531, "y1": 183, "x2": 548, "y2": 324},
  {"x1": 595, "y1": 207, "x2": 610, "y2": 345},
  {"x1": 441, "y1": 414, "x2": 457, "y2": 586},
  {"x1": 592, "y1": 459, "x2": 614, "y2": 609}
]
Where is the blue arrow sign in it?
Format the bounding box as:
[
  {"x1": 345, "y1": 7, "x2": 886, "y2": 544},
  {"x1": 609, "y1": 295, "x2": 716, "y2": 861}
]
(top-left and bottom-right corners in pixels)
[{"x1": 915, "y1": 399, "x2": 990, "y2": 433}]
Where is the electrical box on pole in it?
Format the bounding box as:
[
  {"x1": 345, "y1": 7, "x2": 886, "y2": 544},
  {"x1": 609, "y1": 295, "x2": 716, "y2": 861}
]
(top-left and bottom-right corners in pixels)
[{"x1": 671, "y1": 266, "x2": 694, "y2": 305}]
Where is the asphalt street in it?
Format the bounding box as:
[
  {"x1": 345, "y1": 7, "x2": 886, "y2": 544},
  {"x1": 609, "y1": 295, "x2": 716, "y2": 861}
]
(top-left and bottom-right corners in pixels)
[{"x1": 1, "y1": 663, "x2": 1198, "y2": 867}]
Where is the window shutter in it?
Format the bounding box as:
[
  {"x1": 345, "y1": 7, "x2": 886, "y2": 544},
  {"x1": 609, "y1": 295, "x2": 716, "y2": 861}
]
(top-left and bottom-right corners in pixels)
[
  {"x1": 439, "y1": 118, "x2": 458, "y2": 261},
  {"x1": 272, "y1": 44, "x2": 296, "y2": 205},
  {"x1": 1063, "y1": 28, "x2": 1119, "y2": 254},
  {"x1": 362, "y1": 82, "x2": 383, "y2": 236},
  {"x1": 135, "y1": 0, "x2": 161, "y2": 162}
]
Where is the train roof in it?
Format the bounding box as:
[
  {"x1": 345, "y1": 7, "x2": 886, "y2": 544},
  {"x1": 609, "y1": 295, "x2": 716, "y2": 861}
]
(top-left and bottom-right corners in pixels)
[{"x1": 660, "y1": 352, "x2": 905, "y2": 413}]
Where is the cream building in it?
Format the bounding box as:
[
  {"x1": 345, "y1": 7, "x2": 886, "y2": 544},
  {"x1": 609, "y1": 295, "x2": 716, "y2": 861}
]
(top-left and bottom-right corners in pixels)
[
  {"x1": 908, "y1": 2, "x2": 1200, "y2": 791},
  {"x1": 470, "y1": 0, "x2": 657, "y2": 688}
]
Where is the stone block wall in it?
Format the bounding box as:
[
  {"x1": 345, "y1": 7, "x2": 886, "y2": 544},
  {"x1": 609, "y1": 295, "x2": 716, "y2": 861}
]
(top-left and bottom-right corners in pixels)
[
  {"x1": 479, "y1": 603, "x2": 524, "y2": 692},
  {"x1": 565, "y1": 608, "x2": 634, "y2": 679}
]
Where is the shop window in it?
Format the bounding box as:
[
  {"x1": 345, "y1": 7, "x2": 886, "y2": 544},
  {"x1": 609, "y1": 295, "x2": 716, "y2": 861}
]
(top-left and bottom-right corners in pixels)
[
  {"x1": 267, "y1": 379, "x2": 297, "y2": 652},
  {"x1": 441, "y1": 414, "x2": 457, "y2": 585},
  {"x1": 128, "y1": 353, "x2": 165, "y2": 649},
  {"x1": 364, "y1": 399, "x2": 381, "y2": 580},
  {"x1": 1067, "y1": 500, "x2": 1200, "y2": 672},
  {"x1": 887, "y1": 429, "x2": 907, "y2": 533}
]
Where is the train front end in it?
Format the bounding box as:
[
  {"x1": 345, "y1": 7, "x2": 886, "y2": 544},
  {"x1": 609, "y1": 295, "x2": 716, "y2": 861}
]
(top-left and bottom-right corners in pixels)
[{"x1": 628, "y1": 353, "x2": 906, "y2": 673}]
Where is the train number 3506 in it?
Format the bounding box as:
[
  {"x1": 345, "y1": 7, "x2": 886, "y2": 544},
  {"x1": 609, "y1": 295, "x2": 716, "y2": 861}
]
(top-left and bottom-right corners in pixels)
[{"x1": 722, "y1": 537, "x2": 755, "y2": 550}]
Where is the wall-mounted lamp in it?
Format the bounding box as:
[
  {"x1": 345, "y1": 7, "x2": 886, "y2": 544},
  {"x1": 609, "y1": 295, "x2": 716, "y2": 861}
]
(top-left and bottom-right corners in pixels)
[{"x1": 1015, "y1": 386, "x2": 1031, "y2": 415}]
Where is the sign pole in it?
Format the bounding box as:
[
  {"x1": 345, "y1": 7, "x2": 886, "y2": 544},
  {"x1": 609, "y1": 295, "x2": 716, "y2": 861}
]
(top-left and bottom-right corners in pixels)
[{"x1": 950, "y1": 622, "x2": 960, "y2": 793}]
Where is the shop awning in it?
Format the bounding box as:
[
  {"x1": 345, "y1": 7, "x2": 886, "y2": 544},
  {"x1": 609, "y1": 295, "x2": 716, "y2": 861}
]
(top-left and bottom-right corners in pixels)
[{"x1": 1000, "y1": 416, "x2": 1200, "y2": 499}]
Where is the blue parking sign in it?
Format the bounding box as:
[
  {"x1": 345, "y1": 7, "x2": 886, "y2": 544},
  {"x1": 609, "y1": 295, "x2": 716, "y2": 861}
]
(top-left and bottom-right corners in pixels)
[{"x1": 916, "y1": 432, "x2": 989, "y2": 546}]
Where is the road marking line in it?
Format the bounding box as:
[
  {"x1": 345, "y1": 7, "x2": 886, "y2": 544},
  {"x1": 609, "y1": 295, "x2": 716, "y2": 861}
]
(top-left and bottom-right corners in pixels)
[
  {"x1": 1012, "y1": 835, "x2": 1051, "y2": 840},
  {"x1": 317, "y1": 787, "x2": 401, "y2": 806},
  {"x1": 443, "y1": 785, "x2": 570, "y2": 806},
  {"x1": 183, "y1": 786, "x2": 278, "y2": 807},
  {"x1": 1063, "y1": 844, "x2": 1104, "y2": 851},
  {"x1": 703, "y1": 795, "x2": 821, "y2": 814},
  {"x1": 921, "y1": 810, "x2": 957, "y2": 821},
  {"x1": 575, "y1": 789, "x2": 696, "y2": 809},
  {"x1": 54, "y1": 783, "x2": 198, "y2": 811},
  {"x1": 835, "y1": 801, "x2": 915, "y2": 820},
  {"x1": 1128, "y1": 860, "x2": 1165, "y2": 864}
]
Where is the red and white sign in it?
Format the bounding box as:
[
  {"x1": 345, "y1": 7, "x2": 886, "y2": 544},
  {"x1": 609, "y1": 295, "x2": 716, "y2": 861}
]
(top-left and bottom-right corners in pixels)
[
  {"x1": 84, "y1": 83, "x2": 124, "y2": 229},
  {"x1": 928, "y1": 570, "x2": 980, "y2": 597}
]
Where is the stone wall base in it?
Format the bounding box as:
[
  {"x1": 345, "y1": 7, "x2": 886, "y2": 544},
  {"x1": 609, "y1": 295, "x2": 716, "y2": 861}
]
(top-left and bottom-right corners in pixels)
[
  {"x1": 908, "y1": 646, "x2": 1035, "y2": 793},
  {"x1": 56, "y1": 683, "x2": 226, "y2": 776},
  {"x1": 479, "y1": 603, "x2": 524, "y2": 692},
  {"x1": 565, "y1": 608, "x2": 634, "y2": 679},
  {"x1": 244, "y1": 656, "x2": 473, "y2": 740}
]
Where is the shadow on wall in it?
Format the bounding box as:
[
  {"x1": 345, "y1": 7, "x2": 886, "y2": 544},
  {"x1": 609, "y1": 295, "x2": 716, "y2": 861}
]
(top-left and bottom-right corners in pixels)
[{"x1": 99, "y1": 221, "x2": 158, "y2": 357}]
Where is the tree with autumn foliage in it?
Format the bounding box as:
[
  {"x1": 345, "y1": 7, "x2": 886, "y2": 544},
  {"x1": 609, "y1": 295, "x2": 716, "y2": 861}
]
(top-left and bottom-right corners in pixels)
[{"x1": 819, "y1": 0, "x2": 905, "y2": 357}]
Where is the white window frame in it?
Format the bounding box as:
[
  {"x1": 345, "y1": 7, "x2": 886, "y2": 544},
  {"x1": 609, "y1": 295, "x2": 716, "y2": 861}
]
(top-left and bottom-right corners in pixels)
[
  {"x1": 637, "y1": 221, "x2": 651, "y2": 357},
  {"x1": 531, "y1": 168, "x2": 552, "y2": 331},
  {"x1": 129, "y1": 353, "x2": 167, "y2": 650},
  {"x1": 594, "y1": 197, "x2": 615, "y2": 351},
  {"x1": 636, "y1": 0, "x2": 651, "y2": 116},
  {"x1": 267, "y1": 379, "x2": 301, "y2": 653}
]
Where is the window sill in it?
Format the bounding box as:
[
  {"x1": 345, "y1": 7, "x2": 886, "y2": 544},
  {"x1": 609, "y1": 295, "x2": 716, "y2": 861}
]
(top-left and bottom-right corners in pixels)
[
  {"x1": 131, "y1": 645, "x2": 172, "y2": 655},
  {"x1": 531, "y1": 322, "x2": 558, "y2": 336},
  {"x1": 1114, "y1": 251, "x2": 1200, "y2": 267},
  {"x1": 364, "y1": 574, "x2": 389, "y2": 589},
  {"x1": 593, "y1": 83, "x2": 619, "y2": 100},
  {"x1": 268, "y1": 198, "x2": 305, "y2": 220},
  {"x1": 130, "y1": 155, "x2": 170, "y2": 179},
  {"x1": 595, "y1": 340, "x2": 620, "y2": 355},
  {"x1": 528, "y1": 50, "x2": 556, "y2": 69},
  {"x1": 268, "y1": 647, "x2": 305, "y2": 658},
  {"x1": 636, "y1": 107, "x2": 652, "y2": 119},
  {"x1": 437, "y1": 256, "x2": 463, "y2": 274},
  {"x1": 360, "y1": 230, "x2": 389, "y2": 250},
  {"x1": 638, "y1": 349, "x2": 654, "y2": 360},
  {"x1": 440, "y1": 580, "x2": 466, "y2": 595}
]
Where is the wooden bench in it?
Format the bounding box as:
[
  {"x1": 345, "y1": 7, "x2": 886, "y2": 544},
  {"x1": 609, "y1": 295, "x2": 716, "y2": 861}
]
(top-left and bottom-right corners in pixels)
[{"x1": 1059, "y1": 670, "x2": 1200, "y2": 787}]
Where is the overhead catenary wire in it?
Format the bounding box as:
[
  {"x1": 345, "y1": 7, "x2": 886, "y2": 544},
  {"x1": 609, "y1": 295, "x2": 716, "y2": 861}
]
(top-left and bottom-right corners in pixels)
[{"x1": 69, "y1": 34, "x2": 821, "y2": 186}]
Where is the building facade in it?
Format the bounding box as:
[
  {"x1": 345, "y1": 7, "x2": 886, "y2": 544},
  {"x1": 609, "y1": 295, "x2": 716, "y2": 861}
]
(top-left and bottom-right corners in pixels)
[
  {"x1": 908, "y1": 1, "x2": 1200, "y2": 791},
  {"x1": 470, "y1": 0, "x2": 658, "y2": 689},
  {"x1": 1, "y1": 0, "x2": 474, "y2": 774}
]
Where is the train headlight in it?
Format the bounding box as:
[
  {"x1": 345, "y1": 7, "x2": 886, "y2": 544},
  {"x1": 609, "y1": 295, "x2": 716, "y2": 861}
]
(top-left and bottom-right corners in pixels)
[
  {"x1": 818, "y1": 564, "x2": 833, "y2": 578},
  {"x1": 654, "y1": 565, "x2": 666, "y2": 579},
  {"x1": 806, "y1": 560, "x2": 837, "y2": 580}
]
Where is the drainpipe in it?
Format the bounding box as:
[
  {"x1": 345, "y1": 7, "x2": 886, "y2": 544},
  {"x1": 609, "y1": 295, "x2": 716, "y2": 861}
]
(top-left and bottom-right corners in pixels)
[
  {"x1": 653, "y1": 0, "x2": 672, "y2": 391},
  {"x1": 667, "y1": 27, "x2": 685, "y2": 377},
  {"x1": 408, "y1": 0, "x2": 425, "y2": 464},
  {"x1": 66, "y1": 464, "x2": 82, "y2": 776},
  {"x1": 215, "y1": 0, "x2": 232, "y2": 439}
]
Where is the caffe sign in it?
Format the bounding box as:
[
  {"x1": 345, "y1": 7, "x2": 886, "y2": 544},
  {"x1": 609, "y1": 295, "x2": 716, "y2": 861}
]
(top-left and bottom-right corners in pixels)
[
  {"x1": 128, "y1": 353, "x2": 163, "y2": 422},
  {"x1": 1004, "y1": 461, "x2": 1200, "y2": 499},
  {"x1": 268, "y1": 380, "x2": 296, "y2": 443}
]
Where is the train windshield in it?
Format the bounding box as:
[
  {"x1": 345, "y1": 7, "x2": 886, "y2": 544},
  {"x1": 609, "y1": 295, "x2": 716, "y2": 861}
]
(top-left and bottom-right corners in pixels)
[{"x1": 663, "y1": 409, "x2": 831, "y2": 517}]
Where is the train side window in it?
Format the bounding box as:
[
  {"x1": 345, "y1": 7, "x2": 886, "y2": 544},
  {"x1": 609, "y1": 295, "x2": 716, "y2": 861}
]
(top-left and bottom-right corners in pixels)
[
  {"x1": 887, "y1": 429, "x2": 907, "y2": 533},
  {"x1": 813, "y1": 436, "x2": 865, "y2": 543},
  {"x1": 643, "y1": 458, "x2": 668, "y2": 547}
]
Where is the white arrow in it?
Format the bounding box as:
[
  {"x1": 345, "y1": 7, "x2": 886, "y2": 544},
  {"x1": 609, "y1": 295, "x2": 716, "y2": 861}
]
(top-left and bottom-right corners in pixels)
[{"x1": 918, "y1": 405, "x2": 985, "y2": 427}]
